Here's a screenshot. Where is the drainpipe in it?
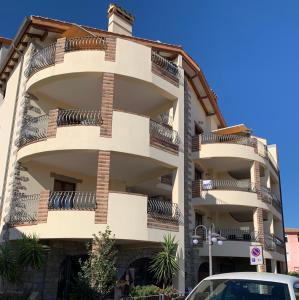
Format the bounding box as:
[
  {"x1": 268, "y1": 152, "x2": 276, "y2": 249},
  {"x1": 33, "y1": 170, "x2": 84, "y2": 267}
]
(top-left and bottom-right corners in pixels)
[{"x1": 0, "y1": 43, "x2": 25, "y2": 240}]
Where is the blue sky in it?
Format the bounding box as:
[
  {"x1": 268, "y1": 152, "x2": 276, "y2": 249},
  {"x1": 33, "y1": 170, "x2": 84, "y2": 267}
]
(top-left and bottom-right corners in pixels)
[{"x1": 1, "y1": 1, "x2": 297, "y2": 227}]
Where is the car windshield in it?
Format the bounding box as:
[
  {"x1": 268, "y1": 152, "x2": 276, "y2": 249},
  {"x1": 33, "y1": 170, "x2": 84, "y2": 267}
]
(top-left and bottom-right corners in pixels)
[{"x1": 188, "y1": 279, "x2": 291, "y2": 300}]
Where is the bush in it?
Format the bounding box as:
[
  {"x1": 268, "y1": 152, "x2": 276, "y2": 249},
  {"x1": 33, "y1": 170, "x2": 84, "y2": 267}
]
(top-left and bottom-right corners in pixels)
[
  {"x1": 288, "y1": 272, "x2": 299, "y2": 278},
  {"x1": 162, "y1": 286, "x2": 180, "y2": 297},
  {"x1": 129, "y1": 285, "x2": 160, "y2": 297}
]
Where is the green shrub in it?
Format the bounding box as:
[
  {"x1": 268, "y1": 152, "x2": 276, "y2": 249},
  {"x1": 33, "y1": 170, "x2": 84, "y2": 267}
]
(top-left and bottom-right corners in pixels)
[
  {"x1": 288, "y1": 271, "x2": 299, "y2": 278},
  {"x1": 129, "y1": 285, "x2": 160, "y2": 297},
  {"x1": 162, "y1": 286, "x2": 180, "y2": 297}
]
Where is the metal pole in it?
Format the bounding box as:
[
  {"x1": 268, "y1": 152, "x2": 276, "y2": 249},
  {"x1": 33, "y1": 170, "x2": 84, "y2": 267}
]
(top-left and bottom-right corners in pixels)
[{"x1": 208, "y1": 226, "x2": 213, "y2": 276}]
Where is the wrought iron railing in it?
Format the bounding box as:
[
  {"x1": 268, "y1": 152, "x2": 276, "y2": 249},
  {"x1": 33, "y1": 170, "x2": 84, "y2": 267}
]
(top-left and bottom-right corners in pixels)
[
  {"x1": 9, "y1": 194, "x2": 40, "y2": 225},
  {"x1": 150, "y1": 120, "x2": 180, "y2": 150},
  {"x1": 192, "y1": 179, "x2": 256, "y2": 197},
  {"x1": 216, "y1": 228, "x2": 254, "y2": 241},
  {"x1": 57, "y1": 109, "x2": 102, "y2": 127},
  {"x1": 18, "y1": 115, "x2": 49, "y2": 147},
  {"x1": 151, "y1": 51, "x2": 181, "y2": 79},
  {"x1": 261, "y1": 186, "x2": 282, "y2": 211},
  {"x1": 65, "y1": 36, "x2": 106, "y2": 52},
  {"x1": 48, "y1": 191, "x2": 96, "y2": 210},
  {"x1": 147, "y1": 198, "x2": 180, "y2": 223},
  {"x1": 254, "y1": 232, "x2": 285, "y2": 253},
  {"x1": 25, "y1": 43, "x2": 56, "y2": 77},
  {"x1": 201, "y1": 133, "x2": 256, "y2": 147}
]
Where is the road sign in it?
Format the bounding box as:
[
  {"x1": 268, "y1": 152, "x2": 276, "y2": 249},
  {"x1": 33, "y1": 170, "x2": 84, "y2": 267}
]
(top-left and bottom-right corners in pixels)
[{"x1": 250, "y1": 245, "x2": 264, "y2": 265}]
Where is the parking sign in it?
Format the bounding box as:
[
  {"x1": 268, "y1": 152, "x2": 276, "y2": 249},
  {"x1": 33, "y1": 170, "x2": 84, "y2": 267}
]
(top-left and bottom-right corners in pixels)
[{"x1": 250, "y1": 245, "x2": 264, "y2": 265}]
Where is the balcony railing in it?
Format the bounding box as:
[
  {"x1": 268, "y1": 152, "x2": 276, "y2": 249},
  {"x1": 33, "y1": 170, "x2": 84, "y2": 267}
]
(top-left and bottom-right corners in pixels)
[
  {"x1": 65, "y1": 36, "x2": 106, "y2": 52},
  {"x1": 254, "y1": 232, "x2": 285, "y2": 254},
  {"x1": 261, "y1": 186, "x2": 282, "y2": 212},
  {"x1": 150, "y1": 120, "x2": 180, "y2": 152},
  {"x1": 48, "y1": 191, "x2": 96, "y2": 210},
  {"x1": 9, "y1": 194, "x2": 40, "y2": 225},
  {"x1": 192, "y1": 179, "x2": 256, "y2": 197},
  {"x1": 201, "y1": 133, "x2": 256, "y2": 147},
  {"x1": 217, "y1": 228, "x2": 254, "y2": 241},
  {"x1": 18, "y1": 115, "x2": 49, "y2": 147},
  {"x1": 57, "y1": 109, "x2": 102, "y2": 127},
  {"x1": 151, "y1": 51, "x2": 181, "y2": 80},
  {"x1": 147, "y1": 198, "x2": 181, "y2": 223},
  {"x1": 25, "y1": 43, "x2": 56, "y2": 77}
]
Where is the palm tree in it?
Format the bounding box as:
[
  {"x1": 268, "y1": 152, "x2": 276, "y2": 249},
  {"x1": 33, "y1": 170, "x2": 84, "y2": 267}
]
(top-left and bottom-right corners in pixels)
[
  {"x1": 150, "y1": 234, "x2": 179, "y2": 289},
  {"x1": 17, "y1": 234, "x2": 49, "y2": 270},
  {"x1": 0, "y1": 243, "x2": 18, "y2": 291}
]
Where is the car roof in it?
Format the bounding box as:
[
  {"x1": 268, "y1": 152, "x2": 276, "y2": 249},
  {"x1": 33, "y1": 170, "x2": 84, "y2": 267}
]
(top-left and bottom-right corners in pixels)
[{"x1": 204, "y1": 272, "x2": 299, "y2": 285}]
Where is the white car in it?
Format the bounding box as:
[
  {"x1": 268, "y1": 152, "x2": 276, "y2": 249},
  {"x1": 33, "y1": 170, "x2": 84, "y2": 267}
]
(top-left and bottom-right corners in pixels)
[{"x1": 186, "y1": 272, "x2": 299, "y2": 300}]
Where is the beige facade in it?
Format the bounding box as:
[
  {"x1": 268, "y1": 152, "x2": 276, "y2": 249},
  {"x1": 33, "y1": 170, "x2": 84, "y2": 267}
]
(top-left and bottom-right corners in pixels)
[{"x1": 0, "y1": 3, "x2": 286, "y2": 298}]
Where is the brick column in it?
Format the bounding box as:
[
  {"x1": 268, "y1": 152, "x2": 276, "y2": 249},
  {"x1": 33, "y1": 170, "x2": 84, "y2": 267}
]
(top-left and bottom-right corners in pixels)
[
  {"x1": 47, "y1": 109, "x2": 59, "y2": 138},
  {"x1": 100, "y1": 73, "x2": 115, "y2": 137},
  {"x1": 37, "y1": 190, "x2": 50, "y2": 223},
  {"x1": 55, "y1": 37, "x2": 66, "y2": 64},
  {"x1": 95, "y1": 151, "x2": 110, "y2": 224},
  {"x1": 253, "y1": 207, "x2": 266, "y2": 272},
  {"x1": 251, "y1": 161, "x2": 261, "y2": 199},
  {"x1": 104, "y1": 36, "x2": 116, "y2": 62}
]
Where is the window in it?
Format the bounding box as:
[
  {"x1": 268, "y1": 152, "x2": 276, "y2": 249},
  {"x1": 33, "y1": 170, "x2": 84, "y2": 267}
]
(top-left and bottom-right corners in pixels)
[
  {"x1": 195, "y1": 213, "x2": 202, "y2": 227},
  {"x1": 195, "y1": 168, "x2": 202, "y2": 180},
  {"x1": 188, "y1": 279, "x2": 291, "y2": 300},
  {"x1": 194, "y1": 122, "x2": 203, "y2": 135},
  {"x1": 53, "y1": 179, "x2": 76, "y2": 191}
]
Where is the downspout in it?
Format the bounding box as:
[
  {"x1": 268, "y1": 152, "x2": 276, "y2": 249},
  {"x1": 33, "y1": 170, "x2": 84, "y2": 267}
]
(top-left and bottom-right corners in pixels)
[{"x1": 0, "y1": 43, "x2": 25, "y2": 239}]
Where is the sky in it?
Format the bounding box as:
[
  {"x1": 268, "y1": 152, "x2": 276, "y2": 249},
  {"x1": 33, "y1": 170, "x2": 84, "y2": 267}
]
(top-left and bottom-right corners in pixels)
[{"x1": 0, "y1": 0, "x2": 298, "y2": 227}]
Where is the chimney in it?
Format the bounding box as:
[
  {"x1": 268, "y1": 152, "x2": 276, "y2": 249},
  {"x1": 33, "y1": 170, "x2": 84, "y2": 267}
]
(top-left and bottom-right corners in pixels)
[{"x1": 108, "y1": 4, "x2": 135, "y2": 36}]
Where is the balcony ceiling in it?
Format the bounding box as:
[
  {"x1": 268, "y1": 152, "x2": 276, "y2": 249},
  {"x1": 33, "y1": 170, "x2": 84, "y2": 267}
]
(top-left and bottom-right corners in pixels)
[
  {"x1": 23, "y1": 150, "x2": 173, "y2": 184},
  {"x1": 198, "y1": 157, "x2": 252, "y2": 174},
  {"x1": 29, "y1": 73, "x2": 174, "y2": 116}
]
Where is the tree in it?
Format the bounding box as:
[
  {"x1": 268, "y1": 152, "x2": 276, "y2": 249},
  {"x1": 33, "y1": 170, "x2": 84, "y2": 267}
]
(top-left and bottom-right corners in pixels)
[
  {"x1": 78, "y1": 227, "x2": 117, "y2": 298},
  {"x1": 17, "y1": 233, "x2": 49, "y2": 270},
  {"x1": 150, "y1": 234, "x2": 179, "y2": 289},
  {"x1": 0, "y1": 234, "x2": 49, "y2": 294}
]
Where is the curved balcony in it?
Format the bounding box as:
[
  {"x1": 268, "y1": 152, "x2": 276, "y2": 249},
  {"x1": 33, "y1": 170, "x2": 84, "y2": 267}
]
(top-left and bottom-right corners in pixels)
[
  {"x1": 26, "y1": 37, "x2": 180, "y2": 104},
  {"x1": 8, "y1": 192, "x2": 181, "y2": 242},
  {"x1": 25, "y1": 37, "x2": 106, "y2": 78},
  {"x1": 192, "y1": 179, "x2": 270, "y2": 210},
  {"x1": 192, "y1": 134, "x2": 279, "y2": 173},
  {"x1": 17, "y1": 110, "x2": 180, "y2": 167},
  {"x1": 261, "y1": 186, "x2": 282, "y2": 213},
  {"x1": 195, "y1": 228, "x2": 285, "y2": 259}
]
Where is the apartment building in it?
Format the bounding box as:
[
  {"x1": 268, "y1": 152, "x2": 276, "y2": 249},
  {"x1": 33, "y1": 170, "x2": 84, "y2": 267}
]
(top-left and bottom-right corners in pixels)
[
  {"x1": 0, "y1": 4, "x2": 286, "y2": 298},
  {"x1": 286, "y1": 228, "x2": 299, "y2": 272}
]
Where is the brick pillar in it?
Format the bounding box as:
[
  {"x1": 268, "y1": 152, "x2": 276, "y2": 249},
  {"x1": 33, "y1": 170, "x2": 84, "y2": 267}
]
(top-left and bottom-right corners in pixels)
[
  {"x1": 47, "y1": 109, "x2": 59, "y2": 138},
  {"x1": 251, "y1": 161, "x2": 261, "y2": 199},
  {"x1": 253, "y1": 207, "x2": 266, "y2": 272},
  {"x1": 37, "y1": 190, "x2": 50, "y2": 223},
  {"x1": 55, "y1": 37, "x2": 66, "y2": 64},
  {"x1": 104, "y1": 36, "x2": 116, "y2": 62},
  {"x1": 95, "y1": 151, "x2": 110, "y2": 224},
  {"x1": 100, "y1": 73, "x2": 115, "y2": 137}
]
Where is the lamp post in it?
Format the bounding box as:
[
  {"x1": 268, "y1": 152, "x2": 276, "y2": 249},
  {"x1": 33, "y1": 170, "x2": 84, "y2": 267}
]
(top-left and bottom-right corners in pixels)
[{"x1": 192, "y1": 224, "x2": 224, "y2": 277}]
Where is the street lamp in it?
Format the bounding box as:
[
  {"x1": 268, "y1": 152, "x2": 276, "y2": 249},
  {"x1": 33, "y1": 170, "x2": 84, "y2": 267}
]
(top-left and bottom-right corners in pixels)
[{"x1": 192, "y1": 224, "x2": 225, "y2": 276}]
